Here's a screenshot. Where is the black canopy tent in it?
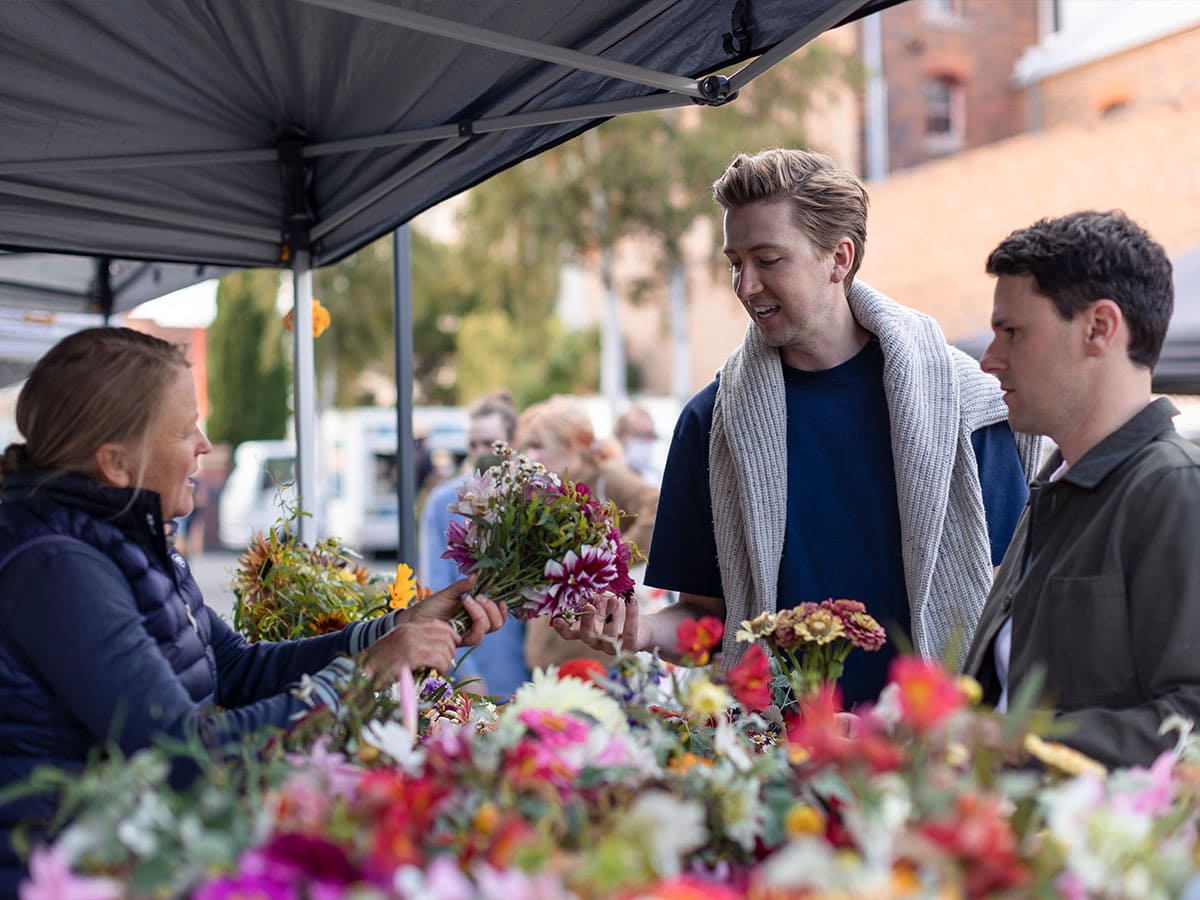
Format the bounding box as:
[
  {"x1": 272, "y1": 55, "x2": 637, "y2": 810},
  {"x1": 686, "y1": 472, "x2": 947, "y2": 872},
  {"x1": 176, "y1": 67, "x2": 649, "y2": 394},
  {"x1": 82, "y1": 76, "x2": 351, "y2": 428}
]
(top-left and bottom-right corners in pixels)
[
  {"x1": 0, "y1": 0, "x2": 897, "y2": 555},
  {"x1": 955, "y1": 246, "x2": 1200, "y2": 396}
]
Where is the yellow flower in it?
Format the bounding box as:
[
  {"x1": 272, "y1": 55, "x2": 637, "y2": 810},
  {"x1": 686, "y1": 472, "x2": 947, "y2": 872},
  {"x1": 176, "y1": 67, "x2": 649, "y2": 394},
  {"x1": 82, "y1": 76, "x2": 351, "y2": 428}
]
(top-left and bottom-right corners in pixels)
[
  {"x1": 955, "y1": 674, "x2": 983, "y2": 706},
  {"x1": 388, "y1": 562, "x2": 418, "y2": 610},
  {"x1": 473, "y1": 802, "x2": 500, "y2": 836},
  {"x1": 1024, "y1": 734, "x2": 1107, "y2": 778},
  {"x1": 735, "y1": 611, "x2": 777, "y2": 643},
  {"x1": 798, "y1": 608, "x2": 844, "y2": 645},
  {"x1": 309, "y1": 609, "x2": 349, "y2": 635},
  {"x1": 944, "y1": 741, "x2": 970, "y2": 768},
  {"x1": 784, "y1": 802, "x2": 824, "y2": 837},
  {"x1": 282, "y1": 298, "x2": 332, "y2": 338},
  {"x1": 684, "y1": 678, "x2": 731, "y2": 718},
  {"x1": 667, "y1": 752, "x2": 712, "y2": 774}
]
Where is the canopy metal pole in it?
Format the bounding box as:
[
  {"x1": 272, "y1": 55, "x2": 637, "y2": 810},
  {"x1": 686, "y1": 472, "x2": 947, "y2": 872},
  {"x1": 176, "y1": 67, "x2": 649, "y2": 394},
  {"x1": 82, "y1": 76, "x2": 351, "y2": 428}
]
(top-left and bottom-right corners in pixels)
[
  {"x1": 393, "y1": 225, "x2": 416, "y2": 567},
  {"x1": 292, "y1": 253, "x2": 320, "y2": 544}
]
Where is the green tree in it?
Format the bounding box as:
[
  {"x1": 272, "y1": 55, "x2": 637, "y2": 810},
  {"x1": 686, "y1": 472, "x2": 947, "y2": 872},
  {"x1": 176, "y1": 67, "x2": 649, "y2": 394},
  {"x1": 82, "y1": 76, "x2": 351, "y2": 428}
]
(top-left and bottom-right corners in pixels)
[
  {"x1": 313, "y1": 216, "x2": 567, "y2": 407},
  {"x1": 462, "y1": 45, "x2": 858, "y2": 404},
  {"x1": 207, "y1": 269, "x2": 291, "y2": 447},
  {"x1": 454, "y1": 309, "x2": 599, "y2": 409},
  {"x1": 312, "y1": 239, "x2": 393, "y2": 407}
]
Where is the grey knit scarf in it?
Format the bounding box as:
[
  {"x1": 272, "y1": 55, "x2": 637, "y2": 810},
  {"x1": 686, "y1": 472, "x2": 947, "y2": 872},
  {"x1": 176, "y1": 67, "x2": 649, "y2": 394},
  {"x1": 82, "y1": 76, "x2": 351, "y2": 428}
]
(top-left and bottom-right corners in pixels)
[{"x1": 709, "y1": 280, "x2": 1041, "y2": 672}]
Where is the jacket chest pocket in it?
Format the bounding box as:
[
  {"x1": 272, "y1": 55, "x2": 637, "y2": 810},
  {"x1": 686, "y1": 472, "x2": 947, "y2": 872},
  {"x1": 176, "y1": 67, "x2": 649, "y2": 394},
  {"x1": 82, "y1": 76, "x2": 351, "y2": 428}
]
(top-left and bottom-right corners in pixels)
[{"x1": 1038, "y1": 574, "x2": 1136, "y2": 707}]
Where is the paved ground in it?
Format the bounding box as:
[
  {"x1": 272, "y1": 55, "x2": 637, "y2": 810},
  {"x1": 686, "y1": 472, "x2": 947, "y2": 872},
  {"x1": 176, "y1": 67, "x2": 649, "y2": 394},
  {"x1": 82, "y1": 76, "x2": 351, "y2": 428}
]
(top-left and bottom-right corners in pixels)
[{"x1": 183, "y1": 548, "x2": 242, "y2": 622}]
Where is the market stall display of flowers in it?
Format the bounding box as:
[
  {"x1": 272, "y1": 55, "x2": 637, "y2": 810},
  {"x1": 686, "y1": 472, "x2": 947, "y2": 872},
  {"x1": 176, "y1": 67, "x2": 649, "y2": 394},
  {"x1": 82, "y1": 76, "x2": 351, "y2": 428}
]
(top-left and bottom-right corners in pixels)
[
  {"x1": 12, "y1": 614, "x2": 1200, "y2": 899},
  {"x1": 7, "y1": 448, "x2": 1200, "y2": 898}
]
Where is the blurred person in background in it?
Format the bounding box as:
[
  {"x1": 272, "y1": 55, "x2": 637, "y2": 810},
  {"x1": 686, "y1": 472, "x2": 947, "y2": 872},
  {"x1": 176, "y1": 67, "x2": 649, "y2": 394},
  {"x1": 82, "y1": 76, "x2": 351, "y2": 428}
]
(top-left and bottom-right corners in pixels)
[
  {"x1": 418, "y1": 389, "x2": 530, "y2": 699},
  {"x1": 614, "y1": 404, "x2": 663, "y2": 487},
  {"x1": 517, "y1": 395, "x2": 661, "y2": 672}
]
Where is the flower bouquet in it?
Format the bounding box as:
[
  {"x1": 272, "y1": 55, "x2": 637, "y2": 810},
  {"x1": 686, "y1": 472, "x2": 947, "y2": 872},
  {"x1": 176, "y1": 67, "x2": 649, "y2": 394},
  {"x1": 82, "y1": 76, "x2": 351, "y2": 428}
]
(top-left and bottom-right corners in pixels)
[
  {"x1": 736, "y1": 599, "x2": 887, "y2": 708},
  {"x1": 232, "y1": 520, "x2": 400, "y2": 642},
  {"x1": 439, "y1": 442, "x2": 636, "y2": 632}
]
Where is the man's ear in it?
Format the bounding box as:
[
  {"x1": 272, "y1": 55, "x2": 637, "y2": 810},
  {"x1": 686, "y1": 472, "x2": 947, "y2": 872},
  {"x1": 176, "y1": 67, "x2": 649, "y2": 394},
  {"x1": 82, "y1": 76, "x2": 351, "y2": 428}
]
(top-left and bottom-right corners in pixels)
[
  {"x1": 1082, "y1": 299, "x2": 1123, "y2": 357},
  {"x1": 93, "y1": 443, "x2": 133, "y2": 488},
  {"x1": 830, "y1": 237, "x2": 854, "y2": 285}
]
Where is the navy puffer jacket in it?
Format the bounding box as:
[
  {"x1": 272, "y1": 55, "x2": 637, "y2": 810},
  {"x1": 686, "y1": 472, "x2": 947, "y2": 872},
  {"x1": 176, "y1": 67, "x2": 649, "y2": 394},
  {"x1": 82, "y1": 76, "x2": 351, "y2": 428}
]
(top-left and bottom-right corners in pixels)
[{"x1": 0, "y1": 468, "x2": 353, "y2": 896}]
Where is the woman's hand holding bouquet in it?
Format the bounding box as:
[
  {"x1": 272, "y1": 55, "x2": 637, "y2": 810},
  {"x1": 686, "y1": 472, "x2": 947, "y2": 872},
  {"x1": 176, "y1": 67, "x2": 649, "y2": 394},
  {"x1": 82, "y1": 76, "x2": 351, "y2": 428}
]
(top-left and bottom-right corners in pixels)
[{"x1": 363, "y1": 574, "x2": 507, "y2": 678}]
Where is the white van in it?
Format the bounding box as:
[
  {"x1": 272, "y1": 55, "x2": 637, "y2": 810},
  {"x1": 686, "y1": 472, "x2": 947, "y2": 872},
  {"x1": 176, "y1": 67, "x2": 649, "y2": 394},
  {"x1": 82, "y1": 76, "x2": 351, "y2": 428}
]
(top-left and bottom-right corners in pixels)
[
  {"x1": 322, "y1": 406, "x2": 467, "y2": 554},
  {"x1": 217, "y1": 440, "x2": 296, "y2": 549},
  {"x1": 216, "y1": 408, "x2": 467, "y2": 553}
]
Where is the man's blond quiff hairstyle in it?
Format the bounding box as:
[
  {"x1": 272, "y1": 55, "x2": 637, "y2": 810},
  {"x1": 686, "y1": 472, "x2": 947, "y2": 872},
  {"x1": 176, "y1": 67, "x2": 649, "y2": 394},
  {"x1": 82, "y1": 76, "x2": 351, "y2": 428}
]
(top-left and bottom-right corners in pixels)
[{"x1": 712, "y1": 148, "x2": 869, "y2": 297}]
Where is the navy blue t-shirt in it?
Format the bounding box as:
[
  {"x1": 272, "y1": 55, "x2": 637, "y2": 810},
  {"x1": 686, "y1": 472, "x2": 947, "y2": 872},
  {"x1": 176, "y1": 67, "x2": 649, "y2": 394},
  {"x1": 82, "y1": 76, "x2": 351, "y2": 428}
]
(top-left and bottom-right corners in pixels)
[{"x1": 645, "y1": 339, "x2": 1029, "y2": 708}]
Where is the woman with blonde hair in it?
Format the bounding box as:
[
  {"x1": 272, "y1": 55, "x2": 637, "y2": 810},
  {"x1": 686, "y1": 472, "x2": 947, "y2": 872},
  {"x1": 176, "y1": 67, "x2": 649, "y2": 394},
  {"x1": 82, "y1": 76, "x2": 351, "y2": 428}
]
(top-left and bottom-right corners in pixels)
[
  {"x1": 517, "y1": 395, "x2": 659, "y2": 671},
  {"x1": 0, "y1": 328, "x2": 506, "y2": 892}
]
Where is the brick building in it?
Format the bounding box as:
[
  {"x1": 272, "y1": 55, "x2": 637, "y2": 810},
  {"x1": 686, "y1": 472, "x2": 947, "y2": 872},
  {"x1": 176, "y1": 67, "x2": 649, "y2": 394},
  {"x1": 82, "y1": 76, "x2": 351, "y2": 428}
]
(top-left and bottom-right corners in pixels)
[
  {"x1": 863, "y1": 0, "x2": 1039, "y2": 174},
  {"x1": 645, "y1": 0, "x2": 1200, "y2": 397}
]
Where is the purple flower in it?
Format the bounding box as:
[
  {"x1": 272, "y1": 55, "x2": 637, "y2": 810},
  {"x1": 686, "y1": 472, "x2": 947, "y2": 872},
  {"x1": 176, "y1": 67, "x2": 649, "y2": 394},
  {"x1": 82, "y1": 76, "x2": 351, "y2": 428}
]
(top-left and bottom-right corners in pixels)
[
  {"x1": 420, "y1": 675, "x2": 452, "y2": 702},
  {"x1": 441, "y1": 519, "x2": 477, "y2": 573},
  {"x1": 193, "y1": 873, "x2": 296, "y2": 900},
  {"x1": 503, "y1": 585, "x2": 550, "y2": 620},
  {"x1": 241, "y1": 833, "x2": 359, "y2": 887},
  {"x1": 542, "y1": 545, "x2": 619, "y2": 616}
]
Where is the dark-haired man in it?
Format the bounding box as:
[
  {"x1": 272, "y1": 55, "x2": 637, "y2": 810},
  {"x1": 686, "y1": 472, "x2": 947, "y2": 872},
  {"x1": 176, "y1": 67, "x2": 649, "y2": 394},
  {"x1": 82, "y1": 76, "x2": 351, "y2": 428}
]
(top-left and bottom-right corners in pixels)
[{"x1": 963, "y1": 209, "x2": 1200, "y2": 768}]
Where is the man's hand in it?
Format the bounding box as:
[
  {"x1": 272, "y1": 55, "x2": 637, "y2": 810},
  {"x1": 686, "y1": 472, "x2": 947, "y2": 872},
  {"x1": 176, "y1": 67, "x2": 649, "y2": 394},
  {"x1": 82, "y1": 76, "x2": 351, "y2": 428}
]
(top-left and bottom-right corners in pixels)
[{"x1": 551, "y1": 592, "x2": 644, "y2": 656}]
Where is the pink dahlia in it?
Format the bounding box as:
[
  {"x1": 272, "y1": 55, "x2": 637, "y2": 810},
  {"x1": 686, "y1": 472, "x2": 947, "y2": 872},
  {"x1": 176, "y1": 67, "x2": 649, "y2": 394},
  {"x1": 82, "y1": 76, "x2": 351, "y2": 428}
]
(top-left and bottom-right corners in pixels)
[{"x1": 542, "y1": 545, "x2": 619, "y2": 616}]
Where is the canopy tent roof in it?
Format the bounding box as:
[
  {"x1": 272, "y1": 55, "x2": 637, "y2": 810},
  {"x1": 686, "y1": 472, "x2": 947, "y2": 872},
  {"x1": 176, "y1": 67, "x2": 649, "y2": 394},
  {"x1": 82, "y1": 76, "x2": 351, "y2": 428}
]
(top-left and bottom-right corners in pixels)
[
  {"x1": 0, "y1": 0, "x2": 899, "y2": 550},
  {"x1": 0, "y1": 0, "x2": 895, "y2": 271},
  {"x1": 955, "y1": 245, "x2": 1200, "y2": 395}
]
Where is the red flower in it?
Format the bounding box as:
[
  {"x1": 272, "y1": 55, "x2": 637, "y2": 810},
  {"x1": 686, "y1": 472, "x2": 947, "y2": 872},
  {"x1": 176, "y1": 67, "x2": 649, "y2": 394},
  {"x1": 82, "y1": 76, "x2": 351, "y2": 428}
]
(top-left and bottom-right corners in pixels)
[
  {"x1": 889, "y1": 656, "x2": 965, "y2": 733},
  {"x1": 675, "y1": 615, "x2": 725, "y2": 665},
  {"x1": 252, "y1": 832, "x2": 359, "y2": 886},
  {"x1": 784, "y1": 685, "x2": 853, "y2": 768},
  {"x1": 920, "y1": 792, "x2": 1030, "y2": 897},
  {"x1": 557, "y1": 657, "x2": 608, "y2": 683},
  {"x1": 784, "y1": 687, "x2": 903, "y2": 775},
  {"x1": 726, "y1": 643, "x2": 772, "y2": 711},
  {"x1": 823, "y1": 796, "x2": 857, "y2": 849},
  {"x1": 824, "y1": 598, "x2": 887, "y2": 651}
]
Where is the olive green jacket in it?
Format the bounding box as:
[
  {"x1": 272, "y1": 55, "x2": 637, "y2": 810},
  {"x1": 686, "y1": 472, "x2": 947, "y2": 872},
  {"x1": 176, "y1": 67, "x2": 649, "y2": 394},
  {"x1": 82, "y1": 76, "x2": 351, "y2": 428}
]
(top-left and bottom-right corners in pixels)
[{"x1": 964, "y1": 398, "x2": 1200, "y2": 768}]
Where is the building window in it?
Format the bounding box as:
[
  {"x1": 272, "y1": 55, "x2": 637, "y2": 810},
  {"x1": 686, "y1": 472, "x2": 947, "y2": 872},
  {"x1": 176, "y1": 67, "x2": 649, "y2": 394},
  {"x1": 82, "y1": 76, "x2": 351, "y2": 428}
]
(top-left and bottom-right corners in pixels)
[
  {"x1": 922, "y1": 0, "x2": 964, "y2": 21},
  {"x1": 924, "y1": 76, "x2": 964, "y2": 150}
]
